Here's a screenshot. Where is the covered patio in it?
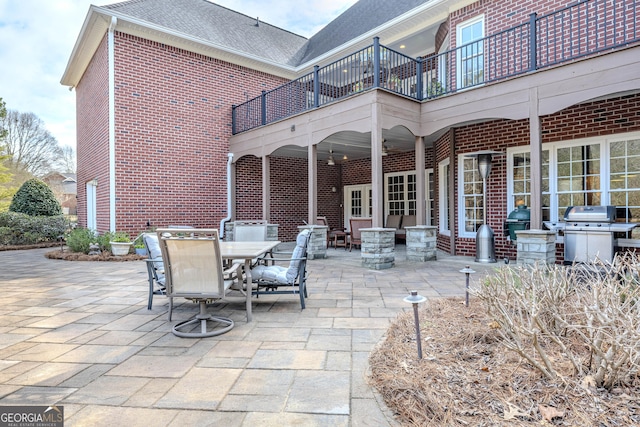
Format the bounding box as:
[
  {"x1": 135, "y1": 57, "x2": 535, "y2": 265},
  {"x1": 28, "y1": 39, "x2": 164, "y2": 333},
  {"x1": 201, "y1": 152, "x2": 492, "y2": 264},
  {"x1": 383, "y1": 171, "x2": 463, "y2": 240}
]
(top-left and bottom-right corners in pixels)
[{"x1": 0, "y1": 246, "x2": 495, "y2": 425}]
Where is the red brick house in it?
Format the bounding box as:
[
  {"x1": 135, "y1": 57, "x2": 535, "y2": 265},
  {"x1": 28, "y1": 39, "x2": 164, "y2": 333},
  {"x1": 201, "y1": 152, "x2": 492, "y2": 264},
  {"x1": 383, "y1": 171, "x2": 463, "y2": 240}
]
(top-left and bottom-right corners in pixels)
[{"x1": 62, "y1": 0, "x2": 640, "y2": 261}]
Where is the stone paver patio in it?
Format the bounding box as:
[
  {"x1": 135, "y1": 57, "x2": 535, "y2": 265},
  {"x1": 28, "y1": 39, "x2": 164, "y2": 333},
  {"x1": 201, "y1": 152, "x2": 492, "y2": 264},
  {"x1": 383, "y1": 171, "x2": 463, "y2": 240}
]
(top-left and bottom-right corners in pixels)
[{"x1": 0, "y1": 245, "x2": 496, "y2": 426}]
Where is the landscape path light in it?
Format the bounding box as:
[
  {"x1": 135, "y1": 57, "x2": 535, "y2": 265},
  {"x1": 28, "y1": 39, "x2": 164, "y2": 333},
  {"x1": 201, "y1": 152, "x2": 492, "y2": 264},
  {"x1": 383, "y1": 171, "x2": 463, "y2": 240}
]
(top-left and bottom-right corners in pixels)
[
  {"x1": 459, "y1": 265, "x2": 476, "y2": 307},
  {"x1": 403, "y1": 290, "x2": 427, "y2": 359}
]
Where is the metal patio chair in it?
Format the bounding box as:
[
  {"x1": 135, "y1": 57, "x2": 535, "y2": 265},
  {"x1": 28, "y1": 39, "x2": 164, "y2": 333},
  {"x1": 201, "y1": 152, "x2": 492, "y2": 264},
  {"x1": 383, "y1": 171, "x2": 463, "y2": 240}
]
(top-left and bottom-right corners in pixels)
[
  {"x1": 249, "y1": 229, "x2": 311, "y2": 309},
  {"x1": 157, "y1": 228, "x2": 239, "y2": 338}
]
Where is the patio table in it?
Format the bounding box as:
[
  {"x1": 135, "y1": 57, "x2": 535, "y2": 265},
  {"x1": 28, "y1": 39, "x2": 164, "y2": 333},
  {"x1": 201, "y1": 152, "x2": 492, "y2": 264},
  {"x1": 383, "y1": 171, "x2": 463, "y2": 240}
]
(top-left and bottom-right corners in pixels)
[{"x1": 220, "y1": 240, "x2": 281, "y2": 322}]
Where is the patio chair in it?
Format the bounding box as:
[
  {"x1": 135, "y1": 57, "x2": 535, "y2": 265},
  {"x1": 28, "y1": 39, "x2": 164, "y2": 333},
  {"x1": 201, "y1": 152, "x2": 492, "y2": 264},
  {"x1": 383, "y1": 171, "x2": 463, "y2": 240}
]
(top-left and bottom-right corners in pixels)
[
  {"x1": 231, "y1": 220, "x2": 271, "y2": 267},
  {"x1": 249, "y1": 229, "x2": 311, "y2": 309},
  {"x1": 349, "y1": 217, "x2": 372, "y2": 251},
  {"x1": 157, "y1": 228, "x2": 240, "y2": 338},
  {"x1": 233, "y1": 220, "x2": 267, "y2": 241},
  {"x1": 316, "y1": 216, "x2": 345, "y2": 248},
  {"x1": 143, "y1": 232, "x2": 169, "y2": 311}
]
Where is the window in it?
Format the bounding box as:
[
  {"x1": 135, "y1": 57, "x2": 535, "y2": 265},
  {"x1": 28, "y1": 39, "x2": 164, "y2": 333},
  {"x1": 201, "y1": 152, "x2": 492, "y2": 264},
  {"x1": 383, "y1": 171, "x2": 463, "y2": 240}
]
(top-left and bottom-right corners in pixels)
[
  {"x1": 459, "y1": 156, "x2": 484, "y2": 236},
  {"x1": 556, "y1": 143, "x2": 601, "y2": 217},
  {"x1": 427, "y1": 170, "x2": 435, "y2": 226},
  {"x1": 509, "y1": 150, "x2": 551, "y2": 221},
  {"x1": 384, "y1": 170, "x2": 433, "y2": 221},
  {"x1": 456, "y1": 15, "x2": 484, "y2": 89},
  {"x1": 439, "y1": 159, "x2": 450, "y2": 234},
  {"x1": 507, "y1": 132, "x2": 640, "y2": 240},
  {"x1": 609, "y1": 138, "x2": 640, "y2": 237}
]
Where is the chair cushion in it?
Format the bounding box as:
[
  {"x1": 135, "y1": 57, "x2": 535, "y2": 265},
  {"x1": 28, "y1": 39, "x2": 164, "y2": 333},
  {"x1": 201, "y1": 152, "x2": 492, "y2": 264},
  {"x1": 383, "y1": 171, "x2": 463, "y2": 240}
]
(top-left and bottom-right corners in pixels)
[
  {"x1": 286, "y1": 229, "x2": 310, "y2": 283},
  {"x1": 386, "y1": 215, "x2": 402, "y2": 229},
  {"x1": 251, "y1": 264, "x2": 288, "y2": 283},
  {"x1": 143, "y1": 234, "x2": 164, "y2": 271}
]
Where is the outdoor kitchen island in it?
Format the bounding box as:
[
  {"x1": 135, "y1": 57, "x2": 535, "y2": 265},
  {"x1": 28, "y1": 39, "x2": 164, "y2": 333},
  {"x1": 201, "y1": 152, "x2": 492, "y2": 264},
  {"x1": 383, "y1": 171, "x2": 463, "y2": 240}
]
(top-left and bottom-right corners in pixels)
[{"x1": 545, "y1": 205, "x2": 638, "y2": 264}]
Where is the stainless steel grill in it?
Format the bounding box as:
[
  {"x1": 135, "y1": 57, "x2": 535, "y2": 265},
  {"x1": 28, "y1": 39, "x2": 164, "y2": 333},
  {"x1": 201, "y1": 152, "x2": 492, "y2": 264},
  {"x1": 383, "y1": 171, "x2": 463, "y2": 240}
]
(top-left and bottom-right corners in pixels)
[{"x1": 557, "y1": 206, "x2": 636, "y2": 263}]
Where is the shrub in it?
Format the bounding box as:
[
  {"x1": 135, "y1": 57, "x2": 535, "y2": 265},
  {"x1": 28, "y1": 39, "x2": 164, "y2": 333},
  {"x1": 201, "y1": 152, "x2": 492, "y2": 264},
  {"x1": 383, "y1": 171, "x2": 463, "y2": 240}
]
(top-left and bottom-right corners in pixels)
[
  {"x1": 0, "y1": 211, "x2": 68, "y2": 245},
  {"x1": 66, "y1": 227, "x2": 97, "y2": 254},
  {"x1": 9, "y1": 178, "x2": 62, "y2": 216},
  {"x1": 473, "y1": 255, "x2": 640, "y2": 390}
]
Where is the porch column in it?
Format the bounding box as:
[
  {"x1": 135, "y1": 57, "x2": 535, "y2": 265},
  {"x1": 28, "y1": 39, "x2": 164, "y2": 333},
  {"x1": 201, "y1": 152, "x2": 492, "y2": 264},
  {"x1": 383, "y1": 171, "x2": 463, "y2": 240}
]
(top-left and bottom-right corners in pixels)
[
  {"x1": 371, "y1": 103, "x2": 383, "y2": 227},
  {"x1": 529, "y1": 88, "x2": 542, "y2": 229},
  {"x1": 449, "y1": 128, "x2": 456, "y2": 254},
  {"x1": 415, "y1": 135, "x2": 426, "y2": 225},
  {"x1": 308, "y1": 143, "x2": 317, "y2": 225},
  {"x1": 262, "y1": 155, "x2": 270, "y2": 221}
]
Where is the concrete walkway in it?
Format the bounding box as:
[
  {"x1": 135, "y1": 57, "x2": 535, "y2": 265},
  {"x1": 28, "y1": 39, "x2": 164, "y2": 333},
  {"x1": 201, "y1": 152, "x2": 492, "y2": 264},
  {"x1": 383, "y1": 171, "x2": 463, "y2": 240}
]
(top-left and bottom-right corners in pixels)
[{"x1": 0, "y1": 245, "x2": 496, "y2": 426}]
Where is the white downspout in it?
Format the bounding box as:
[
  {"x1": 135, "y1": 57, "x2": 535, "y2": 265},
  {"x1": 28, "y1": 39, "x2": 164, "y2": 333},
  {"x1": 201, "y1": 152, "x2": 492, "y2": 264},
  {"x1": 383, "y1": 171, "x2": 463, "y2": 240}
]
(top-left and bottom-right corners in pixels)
[
  {"x1": 108, "y1": 16, "x2": 117, "y2": 231},
  {"x1": 220, "y1": 153, "x2": 234, "y2": 238}
]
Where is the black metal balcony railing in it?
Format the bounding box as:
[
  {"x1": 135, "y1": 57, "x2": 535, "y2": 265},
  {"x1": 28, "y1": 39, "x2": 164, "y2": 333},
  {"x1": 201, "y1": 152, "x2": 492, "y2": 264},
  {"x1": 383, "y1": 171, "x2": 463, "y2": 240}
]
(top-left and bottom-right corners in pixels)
[{"x1": 232, "y1": 0, "x2": 639, "y2": 135}]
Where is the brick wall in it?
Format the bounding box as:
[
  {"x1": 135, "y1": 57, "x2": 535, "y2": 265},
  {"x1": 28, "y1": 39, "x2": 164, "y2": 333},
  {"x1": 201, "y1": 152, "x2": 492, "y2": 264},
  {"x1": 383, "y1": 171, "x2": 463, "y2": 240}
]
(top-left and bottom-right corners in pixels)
[
  {"x1": 76, "y1": 34, "x2": 110, "y2": 231},
  {"x1": 79, "y1": 32, "x2": 287, "y2": 235},
  {"x1": 440, "y1": 93, "x2": 640, "y2": 260}
]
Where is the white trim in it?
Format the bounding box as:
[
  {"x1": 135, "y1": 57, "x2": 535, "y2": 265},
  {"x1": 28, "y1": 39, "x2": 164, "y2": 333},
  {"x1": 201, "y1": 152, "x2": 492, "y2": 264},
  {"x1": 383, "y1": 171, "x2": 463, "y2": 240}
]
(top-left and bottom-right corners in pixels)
[
  {"x1": 86, "y1": 180, "x2": 97, "y2": 231},
  {"x1": 455, "y1": 14, "x2": 484, "y2": 90},
  {"x1": 506, "y1": 131, "x2": 640, "y2": 242},
  {"x1": 108, "y1": 16, "x2": 116, "y2": 232},
  {"x1": 438, "y1": 158, "x2": 450, "y2": 236}
]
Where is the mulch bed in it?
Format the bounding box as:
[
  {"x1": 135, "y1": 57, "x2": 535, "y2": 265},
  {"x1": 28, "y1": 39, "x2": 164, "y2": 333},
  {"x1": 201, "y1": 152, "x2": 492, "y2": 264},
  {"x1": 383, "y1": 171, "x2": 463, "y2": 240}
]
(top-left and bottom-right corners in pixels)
[
  {"x1": 1, "y1": 243, "x2": 145, "y2": 261},
  {"x1": 44, "y1": 250, "x2": 145, "y2": 261},
  {"x1": 368, "y1": 297, "x2": 640, "y2": 426}
]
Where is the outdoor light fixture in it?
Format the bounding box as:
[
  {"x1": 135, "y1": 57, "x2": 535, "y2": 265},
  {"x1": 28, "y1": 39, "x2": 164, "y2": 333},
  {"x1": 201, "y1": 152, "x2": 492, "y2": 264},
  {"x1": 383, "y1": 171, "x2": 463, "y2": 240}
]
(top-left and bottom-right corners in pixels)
[
  {"x1": 459, "y1": 265, "x2": 476, "y2": 307},
  {"x1": 327, "y1": 150, "x2": 335, "y2": 166},
  {"x1": 403, "y1": 290, "x2": 427, "y2": 359},
  {"x1": 381, "y1": 140, "x2": 388, "y2": 156}
]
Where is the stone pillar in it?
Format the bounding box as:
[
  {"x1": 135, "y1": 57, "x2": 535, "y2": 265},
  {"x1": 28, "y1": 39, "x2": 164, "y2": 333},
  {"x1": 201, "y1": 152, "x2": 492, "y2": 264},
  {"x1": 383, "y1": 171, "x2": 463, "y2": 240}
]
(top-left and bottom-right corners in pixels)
[
  {"x1": 298, "y1": 225, "x2": 327, "y2": 260},
  {"x1": 405, "y1": 225, "x2": 437, "y2": 262},
  {"x1": 361, "y1": 228, "x2": 395, "y2": 269},
  {"x1": 515, "y1": 230, "x2": 556, "y2": 265}
]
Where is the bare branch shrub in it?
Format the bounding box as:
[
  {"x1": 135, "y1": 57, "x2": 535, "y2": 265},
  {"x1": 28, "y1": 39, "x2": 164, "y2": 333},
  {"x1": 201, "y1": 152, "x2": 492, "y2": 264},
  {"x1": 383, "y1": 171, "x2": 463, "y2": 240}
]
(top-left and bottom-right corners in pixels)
[{"x1": 472, "y1": 253, "x2": 640, "y2": 390}]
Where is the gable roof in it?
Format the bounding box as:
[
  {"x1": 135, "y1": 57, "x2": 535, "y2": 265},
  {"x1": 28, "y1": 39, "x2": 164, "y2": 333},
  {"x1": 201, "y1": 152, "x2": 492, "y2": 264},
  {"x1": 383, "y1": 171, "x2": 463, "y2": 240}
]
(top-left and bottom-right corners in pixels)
[
  {"x1": 103, "y1": 0, "x2": 308, "y2": 66},
  {"x1": 294, "y1": 0, "x2": 430, "y2": 64},
  {"x1": 62, "y1": 0, "x2": 452, "y2": 87}
]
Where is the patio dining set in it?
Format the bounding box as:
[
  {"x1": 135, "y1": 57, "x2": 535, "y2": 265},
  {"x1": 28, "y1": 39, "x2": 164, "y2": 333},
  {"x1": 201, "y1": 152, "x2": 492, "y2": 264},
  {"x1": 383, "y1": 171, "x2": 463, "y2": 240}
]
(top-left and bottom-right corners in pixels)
[{"x1": 142, "y1": 223, "x2": 311, "y2": 339}]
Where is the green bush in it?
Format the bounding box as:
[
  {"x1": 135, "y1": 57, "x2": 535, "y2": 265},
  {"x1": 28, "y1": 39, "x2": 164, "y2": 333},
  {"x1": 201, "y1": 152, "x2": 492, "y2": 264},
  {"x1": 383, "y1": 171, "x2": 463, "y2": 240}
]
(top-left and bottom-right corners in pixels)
[
  {"x1": 9, "y1": 178, "x2": 62, "y2": 216},
  {"x1": 66, "y1": 227, "x2": 97, "y2": 254},
  {"x1": 0, "y1": 211, "x2": 68, "y2": 245}
]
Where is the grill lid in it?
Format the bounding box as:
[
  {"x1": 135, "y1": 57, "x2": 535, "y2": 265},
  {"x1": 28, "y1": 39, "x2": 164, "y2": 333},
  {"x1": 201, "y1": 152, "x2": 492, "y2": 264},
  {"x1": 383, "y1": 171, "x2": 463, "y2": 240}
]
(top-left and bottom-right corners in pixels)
[{"x1": 563, "y1": 205, "x2": 616, "y2": 223}]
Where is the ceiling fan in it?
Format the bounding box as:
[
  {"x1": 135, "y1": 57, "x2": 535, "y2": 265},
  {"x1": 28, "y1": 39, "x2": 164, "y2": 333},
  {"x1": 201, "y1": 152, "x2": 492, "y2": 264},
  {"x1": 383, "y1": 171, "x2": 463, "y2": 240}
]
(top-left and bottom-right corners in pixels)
[{"x1": 382, "y1": 139, "x2": 404, "y2": 156}]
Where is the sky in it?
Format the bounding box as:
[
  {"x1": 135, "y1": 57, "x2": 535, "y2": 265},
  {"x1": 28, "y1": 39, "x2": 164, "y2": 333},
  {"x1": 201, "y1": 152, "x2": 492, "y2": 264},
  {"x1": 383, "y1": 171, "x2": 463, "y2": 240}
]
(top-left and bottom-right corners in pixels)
[{"x1": 0, "y1": 0, "x2": 357, "y2": 149}]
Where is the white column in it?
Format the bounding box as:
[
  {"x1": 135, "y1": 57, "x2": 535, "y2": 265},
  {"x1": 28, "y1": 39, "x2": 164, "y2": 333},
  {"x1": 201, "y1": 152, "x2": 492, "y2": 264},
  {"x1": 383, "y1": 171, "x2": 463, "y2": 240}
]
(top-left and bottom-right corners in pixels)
[
  {"x1": 415, "y1": 135, "x2": 426, "y2": 225},
  {"x1": 529, "y1": 87, "x2": 542, "y2": 229},
  {"x1": 262, "y1": 155, "x2": 270, "y2": 221},
  {"x1": 371, "y1": 103, "x2": 383, "y2": 227},
  {"x1": 308, "y1": 143, "x2": 317, "y2": 225}
]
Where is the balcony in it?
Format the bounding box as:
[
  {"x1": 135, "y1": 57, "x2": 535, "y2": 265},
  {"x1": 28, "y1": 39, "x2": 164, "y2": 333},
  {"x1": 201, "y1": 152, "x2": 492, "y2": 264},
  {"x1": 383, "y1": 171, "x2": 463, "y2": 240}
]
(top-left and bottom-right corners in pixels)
[{"x1": 232, "y1": 0, "x2": 640, "y2": 135}]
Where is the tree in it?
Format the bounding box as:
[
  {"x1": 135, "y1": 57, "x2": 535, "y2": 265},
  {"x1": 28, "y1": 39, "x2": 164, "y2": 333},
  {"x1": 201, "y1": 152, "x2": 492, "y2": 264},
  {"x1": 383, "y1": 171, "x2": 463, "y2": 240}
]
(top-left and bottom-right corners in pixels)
[
  {"x1": 0, "y1": 97, "x2": 17, "y2": 211},
  {"x1": 9, "y1": 178, "x2": 62, "y2": 216},
  {"x1": 55, "y1": 145, "x2": 76, "y2": 173},
  {"x1": 0, "y1": 110, "x2": 64, "y2": 177}
]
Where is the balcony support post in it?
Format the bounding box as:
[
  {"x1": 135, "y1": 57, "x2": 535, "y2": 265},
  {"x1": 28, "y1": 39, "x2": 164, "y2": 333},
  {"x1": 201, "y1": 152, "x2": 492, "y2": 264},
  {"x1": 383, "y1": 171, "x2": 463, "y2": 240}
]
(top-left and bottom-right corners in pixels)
[
  {"x1": 231, "y1": 105, "x2": 236, "y2": 134},
  {"x1": 416, "y1": 58, "x2": 423, "y2": 101},
  {"x1": 313, "y1": 65, "x2": 319, "y2": 108},
  {"x1": 261, "y1": 90, "x2": 266, "y2": 126},
  {"x1": 529, "y1": 13, "x2": 537, "y2": 72},
  {"x1": 373, "y1": 37, "x2": 381, "y2": 88}
]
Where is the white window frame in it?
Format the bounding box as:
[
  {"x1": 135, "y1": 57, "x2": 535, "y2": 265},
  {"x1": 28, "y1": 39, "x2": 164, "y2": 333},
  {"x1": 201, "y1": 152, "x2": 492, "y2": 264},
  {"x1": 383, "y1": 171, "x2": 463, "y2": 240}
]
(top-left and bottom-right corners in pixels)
[
  {"x1": 438, "y1": 159, "x2": 450, "y2": 235},
  {"x1": 457, "y1": 154, "x2": 485, "y2": 238},
  {"x1": 506, "y1": 131, "x2": 640, "y2": 242},
  {"x1": 456, "y1": 15, "x2": 485, "y2": 90},
  {"x1": 344, "y1": 184, "x2": 372, "y2": 230},
  {"x1": 383, "y1": 170, "x2": 433, "y2": 223}
]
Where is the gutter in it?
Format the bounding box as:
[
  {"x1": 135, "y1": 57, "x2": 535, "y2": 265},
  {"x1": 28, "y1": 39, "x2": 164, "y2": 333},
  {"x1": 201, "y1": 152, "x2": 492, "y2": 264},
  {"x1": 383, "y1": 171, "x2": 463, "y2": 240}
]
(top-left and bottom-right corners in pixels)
[{"x1": 219, "y1": 153, "x2": 234, "y2": 238}]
